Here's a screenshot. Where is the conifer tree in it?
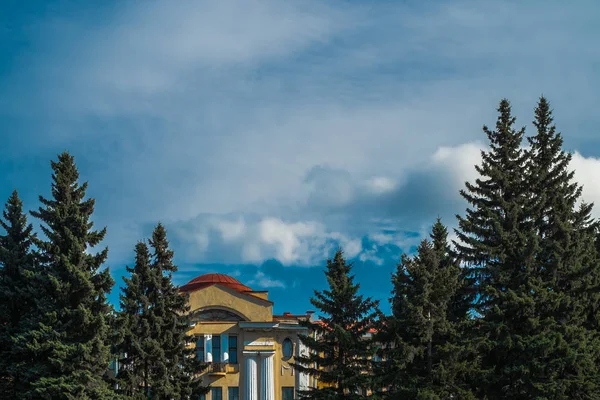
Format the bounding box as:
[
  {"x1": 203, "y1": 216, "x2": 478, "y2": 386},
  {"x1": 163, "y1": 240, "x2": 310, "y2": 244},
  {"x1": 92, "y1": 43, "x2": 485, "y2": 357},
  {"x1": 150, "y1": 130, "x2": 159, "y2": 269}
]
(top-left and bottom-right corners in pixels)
[
  {"x1": 523, "y1": 96, "x2": 600, "y2": 396},
  {"x1": 0, "y1": 190, "x2": 37, "y2": 397},
  {"x1": 454, "y1": 99, "x2": 541, "y2": 398},
  {"x1": 375, "y1": 219, "x2": 473, "y2": 399},
  {"x1": 24, "y1": 152, "x2": 116, "y2": 398},
  {"x1": 113, "y1": 241, "x2": 158, "y2": 399},
  {"x1": 430, "y1": 219, "x2": 477, "y2": 398},
  {"x1": 146, "y1": 223, "x2": 207, "y2": 399},
  {"x1": 293, "y1": 249, "x2": 380, "y2": 399},
  {"x1": 114, "y1": 225, "x2": 207, "y2": 399},
  {"x1": 455, "y1": 98, "x2": 599, "y2": 398}
]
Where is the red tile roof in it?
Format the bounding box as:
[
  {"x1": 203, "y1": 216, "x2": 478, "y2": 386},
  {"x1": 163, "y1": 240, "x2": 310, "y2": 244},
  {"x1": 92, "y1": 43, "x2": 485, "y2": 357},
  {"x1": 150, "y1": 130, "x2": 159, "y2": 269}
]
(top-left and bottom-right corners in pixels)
[{"x1": 180, "y1": 273, "x2": 253, "y2": 294}]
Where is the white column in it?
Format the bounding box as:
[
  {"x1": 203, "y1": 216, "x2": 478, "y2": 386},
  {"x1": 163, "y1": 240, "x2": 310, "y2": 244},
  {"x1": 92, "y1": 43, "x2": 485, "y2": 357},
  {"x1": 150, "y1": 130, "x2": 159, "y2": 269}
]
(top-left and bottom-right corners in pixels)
[
  {"x1": 221, "y1": 333, "x2": 229, "y2": 363},
  {"x1": 205, "y1": 334, "x2": 213, "y2": 363},
  {"x1": 245, "y1": 355, "x2": 258, "y2": 400},
  {"x1": 260, "y1": 353, "x2": 275, "y2": 400}
]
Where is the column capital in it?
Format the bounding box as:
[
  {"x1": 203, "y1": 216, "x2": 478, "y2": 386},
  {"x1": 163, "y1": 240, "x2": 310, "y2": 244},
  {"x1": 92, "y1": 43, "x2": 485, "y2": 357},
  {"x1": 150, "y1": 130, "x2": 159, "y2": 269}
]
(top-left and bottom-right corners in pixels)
[{"x1": 243, "y1": 350, "x2": 276, "y2": 357}]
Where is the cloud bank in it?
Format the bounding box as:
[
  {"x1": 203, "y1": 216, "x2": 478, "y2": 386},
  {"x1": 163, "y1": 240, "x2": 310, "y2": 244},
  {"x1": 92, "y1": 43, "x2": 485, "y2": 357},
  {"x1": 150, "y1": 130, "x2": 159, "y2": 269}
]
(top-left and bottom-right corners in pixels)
[{"x1": 1, "y1": 0, "x2": 599, "y2": 273}]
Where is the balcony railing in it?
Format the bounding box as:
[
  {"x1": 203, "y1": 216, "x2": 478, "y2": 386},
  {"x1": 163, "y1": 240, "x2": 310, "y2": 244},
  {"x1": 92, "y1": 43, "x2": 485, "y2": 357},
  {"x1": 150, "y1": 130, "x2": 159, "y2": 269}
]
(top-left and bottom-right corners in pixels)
[
  {"x1": 200, "y1": 362, "x2": 240, "y2": 376},
  {"x1": 208, "y1": 362, "x2": 228, "y2": 374}
]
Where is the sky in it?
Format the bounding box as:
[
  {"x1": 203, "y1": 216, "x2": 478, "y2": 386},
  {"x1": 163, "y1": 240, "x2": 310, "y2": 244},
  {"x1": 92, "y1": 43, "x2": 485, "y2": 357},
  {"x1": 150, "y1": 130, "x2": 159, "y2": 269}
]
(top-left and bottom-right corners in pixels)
[{"x1": 2, "y1": 0, "x2": 600, "y2": 316}]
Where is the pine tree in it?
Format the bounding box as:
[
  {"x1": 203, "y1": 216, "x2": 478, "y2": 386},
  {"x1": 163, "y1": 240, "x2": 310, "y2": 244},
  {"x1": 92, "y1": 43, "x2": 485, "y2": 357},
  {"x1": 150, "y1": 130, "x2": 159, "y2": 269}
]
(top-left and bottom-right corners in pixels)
[
  {"x1": 113, "y1": 241, "x2": 158, "y2": 399},
  {"x1": 24, "y1": 152, "x2": 116, "y2": 399},
  {"x1": 114, "y1": 225, "x2": 207, "y2": 399},
  {"x1": 455, "y1": 98, "x2": 600, "y2": 398},
  {"x1": 0, "y1": 190, "x2": 37, "y2": 397},
  {"x1": 454, "y1": 99, "x2": 542, "y2": 398},
  {"x1": 430, "y1": 219, "x2": 477, "y2": 399},
  {"x1": 375, "y1": 219, "x2": 472, "y2": 399},
  {"x1": 523, "y1": 96, "x2": 600, "y2": 396},
  {"x1": 293, "y1": 249, "x2": 380, "y2": 399},
  {"x1": 146, "y1": 223, "x2": 207, "y2": 399}
]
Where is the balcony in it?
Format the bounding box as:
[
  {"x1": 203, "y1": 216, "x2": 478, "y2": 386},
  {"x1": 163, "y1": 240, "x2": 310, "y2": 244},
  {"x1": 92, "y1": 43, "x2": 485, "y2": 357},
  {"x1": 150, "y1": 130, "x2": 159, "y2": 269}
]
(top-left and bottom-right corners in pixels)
[
  {"x1": 205, "y1": 362, "x2": 239, "y2": 376},
  {"x1": 208, "y1": 362, "x2": 227, "y2": 376}
]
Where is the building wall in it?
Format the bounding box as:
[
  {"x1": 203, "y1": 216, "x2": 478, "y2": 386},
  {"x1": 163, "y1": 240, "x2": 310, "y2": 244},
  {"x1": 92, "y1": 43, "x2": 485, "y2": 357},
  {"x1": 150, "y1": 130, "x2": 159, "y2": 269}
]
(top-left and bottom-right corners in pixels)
[
  {"x1": 187, "y1": 285, "x2": 273, "y2": 322},
  {"x1": 186, "y1": 281, "x2": 309, "y2": 400}
]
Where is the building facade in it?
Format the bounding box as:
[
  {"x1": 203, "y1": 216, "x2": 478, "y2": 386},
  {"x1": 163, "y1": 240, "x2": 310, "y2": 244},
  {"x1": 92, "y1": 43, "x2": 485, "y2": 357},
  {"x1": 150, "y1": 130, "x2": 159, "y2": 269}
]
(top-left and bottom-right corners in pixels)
[{"x1": 181, "y1": 273, "x2": 315, "y2": 400}]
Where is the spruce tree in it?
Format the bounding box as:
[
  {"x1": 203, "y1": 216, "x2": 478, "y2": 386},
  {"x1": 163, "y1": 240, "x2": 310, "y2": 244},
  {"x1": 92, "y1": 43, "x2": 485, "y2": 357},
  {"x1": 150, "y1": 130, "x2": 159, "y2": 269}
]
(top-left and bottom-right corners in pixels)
[
  {"x1": 25, "y1": 152, "x2": 116, "y2": 399},
  {"x1": 455, "y1": 98, "x2": 600, "y2": 398},
  {"x1": 430, "y1": 219, "x2": 477, "y2": 399},
  {"x1": 454, "y1": 99, "x2": 541, "y2": 398},
  {"x1": 113, "y1": 241, "x2": 158, "y2": 399},
  {"x1": 0, "y1": 190, "x2": 37, "y2": 397},
  {"x1": 293, "y1": 249, "x2": 380, "y2": 399},
  {"x1": 114, "y1": 225, "x2": 207, "y2": 399},
  {"x1": 146, "y1": 223, "x2": 207, "y2": 399},
  {"x1": 375, "y1": 219, "x2": 472, "y2": 399},
  {"x1": 524, "y1": 96, "x2": 600, "y2": 396}
]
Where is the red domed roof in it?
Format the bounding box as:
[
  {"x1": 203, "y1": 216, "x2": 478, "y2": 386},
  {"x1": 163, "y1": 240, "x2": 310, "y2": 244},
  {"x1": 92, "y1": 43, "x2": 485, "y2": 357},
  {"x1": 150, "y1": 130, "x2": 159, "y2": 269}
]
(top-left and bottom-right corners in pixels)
[{"x1": 180, "y1": 273, "x2": 252, "y2": 293}]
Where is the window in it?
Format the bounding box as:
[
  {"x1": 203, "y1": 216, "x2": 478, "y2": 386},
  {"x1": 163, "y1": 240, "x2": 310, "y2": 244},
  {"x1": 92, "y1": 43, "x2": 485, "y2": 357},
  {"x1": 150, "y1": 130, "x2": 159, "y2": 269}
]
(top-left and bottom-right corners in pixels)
[
  {"x1": 228, "y1": 387, "x2": 239, "y2": 400},
  {"x1": 282, "y1": 338, "x2": 293, "y2": 359},
  {"x1": 213, "y1": 336, "x2": 221, "y2": 363},
  {"x1": 199, "y1": 395, "x2": 206, "y2": 400},
  {"x1": 196, "y1": 335, "x2": 205, "y2": 362},
  {"x1": 373, "y1": 345, "x2": 382, "y2": 362},
  {"x1": 211, "y1": 387, "x2": 222, "y2": 400},
  {"x1": 228, "y1": 336, "x2": 238, "y2": 364},
  {"x1": 282, "y1": 387, "x2": 294, "y2": 400},
  {"x1": 193, "y1": 309, "x2": 245, "y2": 322}
]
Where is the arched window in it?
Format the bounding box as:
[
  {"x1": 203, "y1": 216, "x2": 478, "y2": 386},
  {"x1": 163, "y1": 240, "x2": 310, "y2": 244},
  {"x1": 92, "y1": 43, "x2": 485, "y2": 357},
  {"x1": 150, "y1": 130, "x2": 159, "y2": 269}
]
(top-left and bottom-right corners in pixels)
[
  {"x1": 191, "y1": 308, "x2": 246, "y2": 322},
  {"x1": 282, "y1": 338, "x2": 293, "y2": 359}
]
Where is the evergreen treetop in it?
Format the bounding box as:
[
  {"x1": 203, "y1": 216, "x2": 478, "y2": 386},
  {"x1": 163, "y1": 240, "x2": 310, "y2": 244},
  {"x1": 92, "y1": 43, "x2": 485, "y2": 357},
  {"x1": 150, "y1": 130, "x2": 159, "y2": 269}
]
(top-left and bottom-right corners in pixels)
[
  {"x1": 0, "y1": 190, "x2": 36, "y2": 326},
  {"x1": 455, "y1": 98, "x2": 600, "y2": 398},
  {"x1": 454, "y1": 99, "x2": 541, "y2": 398},
  {"x1": 114, "y1": 224, "x2": 207, "y2": 399},
  {"x1": 25, "y1": 151, "x2": 116, "y2": 399},
  {"x1": 113, "y1": 241, "x2": 157, "y2": 399},
  {"x1": 0, "y1": 190, "x2": 37, "y2": 397},
  {"x1": 294, "y1": 249, "x2": 380, "y2": 399},
  {"x1": 376, "y1": 219, "x2": 472, "y2": 399},
  {"x1": 147, "y1": 223, "x2": 207, "y2": 399},
  {"x1": 523, "y1": 96, "x2": 600, "y2": 397},
  {"x1": 526, "y1": 96, "x2": 596, "y2": 316}
]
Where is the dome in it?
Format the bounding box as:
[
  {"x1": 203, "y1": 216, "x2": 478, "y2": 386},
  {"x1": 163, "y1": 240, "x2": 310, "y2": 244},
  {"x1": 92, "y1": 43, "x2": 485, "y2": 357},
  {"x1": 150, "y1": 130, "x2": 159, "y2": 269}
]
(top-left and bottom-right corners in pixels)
[{"x1": 180, "y1": 273, "x2": 252, "y2": 293}]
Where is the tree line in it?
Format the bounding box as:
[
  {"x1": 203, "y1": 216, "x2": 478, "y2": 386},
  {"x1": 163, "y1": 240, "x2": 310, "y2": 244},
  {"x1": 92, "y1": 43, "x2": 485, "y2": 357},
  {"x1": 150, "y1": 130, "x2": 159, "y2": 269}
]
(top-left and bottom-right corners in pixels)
[
  {"x1": 0, "y1": 153, "x2": 208, "y2": 399},
  {"x1": 294, "y1": 97, "x2": 600, "y2": 399},
  {"x1": 1, "y1": 96, "x2": 599, "y2": 399}
]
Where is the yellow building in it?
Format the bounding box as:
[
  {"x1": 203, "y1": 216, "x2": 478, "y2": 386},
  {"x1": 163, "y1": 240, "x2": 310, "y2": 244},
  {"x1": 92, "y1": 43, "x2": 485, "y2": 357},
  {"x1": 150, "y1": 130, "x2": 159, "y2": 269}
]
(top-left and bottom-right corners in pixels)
[{"x1": 181, "y1": 273, "x2": 314, "y2": 400}]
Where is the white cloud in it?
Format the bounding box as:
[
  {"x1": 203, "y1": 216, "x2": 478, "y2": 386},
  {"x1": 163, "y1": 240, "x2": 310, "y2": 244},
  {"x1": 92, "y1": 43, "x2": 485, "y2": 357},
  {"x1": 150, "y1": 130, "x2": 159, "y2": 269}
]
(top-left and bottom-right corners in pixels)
[
  {"x1": 125, "y1": 140, "x2": 600, "y2": 267},
  {"x1": 359, "y1": 244, "x2": 385, "y2": 266},
  {"x1": 430, "y1": 142, "x2": 484, "y2": 187},
  {"x1": 366, "y1": 177, "x2": 398, "y2": 194},
  {"x1": 428, "y1": 144, "x2": 600, "y2": 220},
  {"x1": 216, "y1": 218, "x2": 247, "y2": 241},
  {"x1": 3, "y1": 0, "x2": 600, "y2": 268},
  {"x1": 247, "y1": 271, "x2": 285, "y2": 289},
  {"x1": 256, "y1": 218, "x2": 319, "y2": 263},
  {"x1": 570, "y1": 153, "x2": 600, "y2": 217}
]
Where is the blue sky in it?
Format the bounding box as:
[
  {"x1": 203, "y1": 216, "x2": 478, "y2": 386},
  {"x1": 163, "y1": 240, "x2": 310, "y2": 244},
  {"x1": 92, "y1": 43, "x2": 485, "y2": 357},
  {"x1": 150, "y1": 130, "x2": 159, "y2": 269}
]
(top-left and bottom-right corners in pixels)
[{"x1": 2, "y1": 0, "x2": 600, "y2": 316}]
